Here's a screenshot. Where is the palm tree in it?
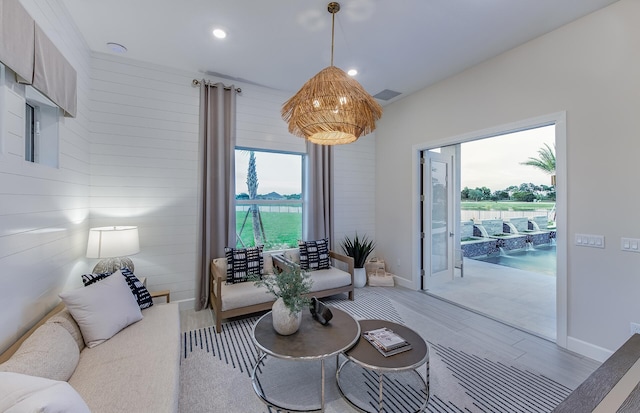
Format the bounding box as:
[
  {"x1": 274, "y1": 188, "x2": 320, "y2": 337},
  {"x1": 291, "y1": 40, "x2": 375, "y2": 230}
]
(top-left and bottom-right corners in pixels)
[
  {"x1": 247, "y1": 151, "x2": 263, "y2": 246},
  {"x1": 521, "y1": 143, "x2": 556, "y2": 186},
  {"x1": 521, "y1": 143, "x2": 555, "y2": 175},
  {"x1": 522, "y1": 143, "x2": 557, "y2": 221},
  {"x1": 236, "y1": 150, "x2": 266, "y2": 247}
]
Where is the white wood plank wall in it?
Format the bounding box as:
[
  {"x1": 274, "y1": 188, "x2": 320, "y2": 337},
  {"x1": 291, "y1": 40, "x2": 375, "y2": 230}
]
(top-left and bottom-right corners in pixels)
[
  {"x1": 0, "y1": 0, "x2": 91, "y2": 353},
  {"x1": 88, "y1": 54, "x2": 201, "y2": 302},
  {"x1": 333, "y1": 135, "x2": 377, "y2": 253}
]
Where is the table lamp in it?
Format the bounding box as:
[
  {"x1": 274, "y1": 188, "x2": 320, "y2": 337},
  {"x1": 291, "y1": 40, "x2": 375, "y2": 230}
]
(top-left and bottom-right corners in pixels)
[{"x1": 86, "y1": 226, "x2": 140, "y2": 274}]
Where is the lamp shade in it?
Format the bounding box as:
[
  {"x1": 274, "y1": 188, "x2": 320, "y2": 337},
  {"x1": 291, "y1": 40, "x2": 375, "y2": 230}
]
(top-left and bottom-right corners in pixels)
[
  {"x1": 86, "y1": 226, "x2": 140, "y2": 258},
  {"x1": 281, "y1": 66, "x2": 382, "y2": 145}
]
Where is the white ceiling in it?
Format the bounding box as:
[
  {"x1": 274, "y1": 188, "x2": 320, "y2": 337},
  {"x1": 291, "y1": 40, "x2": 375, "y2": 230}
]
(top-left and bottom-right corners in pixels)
[{"x1": 60, "y1": 0, "x2": 619, "y2": 104}]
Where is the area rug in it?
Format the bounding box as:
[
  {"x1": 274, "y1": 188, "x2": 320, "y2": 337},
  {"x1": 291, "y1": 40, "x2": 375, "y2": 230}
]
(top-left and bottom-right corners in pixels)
[{"x1": 178, "y1": 290, "x2": 572, "y2": 412}]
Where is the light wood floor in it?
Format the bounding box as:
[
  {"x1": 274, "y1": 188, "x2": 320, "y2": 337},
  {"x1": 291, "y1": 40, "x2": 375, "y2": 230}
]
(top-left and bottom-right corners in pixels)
[{"x1": 180, "y1": 286, "x2": 600, "y2": 390}]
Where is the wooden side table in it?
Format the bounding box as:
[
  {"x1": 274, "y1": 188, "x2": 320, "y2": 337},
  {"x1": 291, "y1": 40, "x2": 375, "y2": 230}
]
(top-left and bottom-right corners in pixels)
[
  {"x1": 150, "y1": 290, "x2": 170, "y2": 303},
  {"x1": 139, "y1": 277, "x2": 170, "y2": 303}
]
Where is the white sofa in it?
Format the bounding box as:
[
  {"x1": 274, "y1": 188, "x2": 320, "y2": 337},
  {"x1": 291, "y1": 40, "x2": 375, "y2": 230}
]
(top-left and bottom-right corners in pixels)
[
  {"x1": 0, "y1": 300, "x2": 180, "y2": 412},
  {"x1": 210, "y1": 248, "x2": 354, "y2": 332}
]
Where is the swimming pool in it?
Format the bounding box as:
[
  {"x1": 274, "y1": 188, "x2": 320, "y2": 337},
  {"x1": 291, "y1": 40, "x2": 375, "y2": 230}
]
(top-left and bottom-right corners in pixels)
[{"x1": 471, "y1": 244, "x2": 556, "y2": 276}]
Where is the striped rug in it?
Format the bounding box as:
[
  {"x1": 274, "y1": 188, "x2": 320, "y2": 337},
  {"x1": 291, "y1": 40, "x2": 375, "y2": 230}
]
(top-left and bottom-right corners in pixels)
[{"x1": 178, "y1": 289, "x2": 572, "y2": 412}]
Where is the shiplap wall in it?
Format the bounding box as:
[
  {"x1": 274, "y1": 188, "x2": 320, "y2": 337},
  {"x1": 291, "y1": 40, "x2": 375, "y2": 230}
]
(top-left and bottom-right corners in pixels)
[
  {"x1": 0, "y1": 0, "x2": 91, "y2": 353},
  {"x1": 88, "y1": 54, "x2": 200, "y2": 302},
  {"x1": 89, "y1": 52, "x2": 376, "y2": 304},
  {"x1": 333, "y1": 134, "x2": 376, "y2": 250}
]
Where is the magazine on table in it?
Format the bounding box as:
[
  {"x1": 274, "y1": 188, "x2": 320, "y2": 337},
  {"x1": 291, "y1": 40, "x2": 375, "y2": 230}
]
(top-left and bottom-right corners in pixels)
[{"x1": 363, "y1": 327, "x2": 412, "y2": 357}]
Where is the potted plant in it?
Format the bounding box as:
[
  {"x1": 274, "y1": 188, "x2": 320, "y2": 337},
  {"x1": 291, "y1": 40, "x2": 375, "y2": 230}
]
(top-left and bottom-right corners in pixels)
[
  {"x1": 340, "y1": 233, "x2": 375, "y2": 288},
  {"x1": 253, "y1": 266, "x2": 313, "y2": 335}
]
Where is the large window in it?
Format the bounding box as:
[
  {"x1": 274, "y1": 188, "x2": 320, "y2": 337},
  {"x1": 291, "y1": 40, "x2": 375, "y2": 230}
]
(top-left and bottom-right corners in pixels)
[{"x1": 235, "y1": 148, "x2": 303, "y2": 251}]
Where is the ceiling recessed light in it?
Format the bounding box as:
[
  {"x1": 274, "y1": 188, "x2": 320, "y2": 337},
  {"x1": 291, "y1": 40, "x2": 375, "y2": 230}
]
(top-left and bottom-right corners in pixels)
[
  {"x1": 106, "y1": 42, "x2": 127, "y2": 54},
  {"x1": 212, "y1": 28, "x2": 227, "y2": 39},
  {"x1": 347, "y1": 69, "x2": 358, "y2": 76}
]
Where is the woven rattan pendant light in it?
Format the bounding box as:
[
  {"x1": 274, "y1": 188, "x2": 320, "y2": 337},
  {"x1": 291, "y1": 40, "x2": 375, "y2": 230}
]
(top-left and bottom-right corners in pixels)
[{"x1": 282, "y1": 2, "x2": 383, "y2": 145}]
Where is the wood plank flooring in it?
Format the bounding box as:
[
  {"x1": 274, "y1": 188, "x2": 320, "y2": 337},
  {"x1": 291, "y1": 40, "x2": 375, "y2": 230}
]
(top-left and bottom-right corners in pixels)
[{"x1": 179, "y1": 285, "x2": 600, "y2": 390}]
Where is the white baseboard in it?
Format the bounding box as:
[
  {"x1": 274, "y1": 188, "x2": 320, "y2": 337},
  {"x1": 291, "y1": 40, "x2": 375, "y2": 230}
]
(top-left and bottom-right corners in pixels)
[
  {"x1": 392, "y1": 275, "x2": 415, "y2": 290},
  {"x1": 175, "y1": 298, "x2": 196, "y2": 312},
  {"x1": 567, "y1": 336, "x2": 613, "y2": 362}
]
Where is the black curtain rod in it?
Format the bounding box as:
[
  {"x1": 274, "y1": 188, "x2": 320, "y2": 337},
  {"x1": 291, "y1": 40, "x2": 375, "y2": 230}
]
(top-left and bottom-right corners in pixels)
[{"x1": 192, "y1": 79, "x2": 241, "y2": 93}]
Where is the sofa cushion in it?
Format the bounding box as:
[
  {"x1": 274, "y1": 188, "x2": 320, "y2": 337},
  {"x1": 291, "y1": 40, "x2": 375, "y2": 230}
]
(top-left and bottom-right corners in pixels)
[
  {"x1": 46, "y1": 308, "x2": 85, "y2": 351},
  {"x1": 283, "y1": 248, "x2": 300, "y2": 264},
  {"x1": 225, "y1": 246, "x2": 263, "y2": 284},
  {"x1": 299, "y1": 239, "x2": 330, "y2": 271},
  {"x1": 308, "y1": 267, "x2": 352, "y2": 292},
  {"x1": 0, "y1": 323, "x2": 79, "y2": 381},
  {"x1": 262, "y1": 251, "x2": 275, "y2": 275},
  {"x1": 69, "y1": 304, "x2": 180, "y2": 413},
  {"x1": 81, "y1": 269, "x2": 153, "y2": 310},
  {"x1": 0, "y1": 372, "x2": 90, "y2": 413},
  {"x1": 60, "y1": 272, "x2": 143, "y2": 348},
  {"x1": 220, "y1": 281, "x2": 274, "y2": 311}
]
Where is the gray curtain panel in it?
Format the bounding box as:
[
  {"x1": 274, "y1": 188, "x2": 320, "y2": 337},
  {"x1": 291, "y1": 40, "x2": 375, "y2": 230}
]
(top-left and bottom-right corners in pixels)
[
  {"x1": 195, "y1": 82, "x2": 237, "y2": 311},
  {"x1": 0, "y1": 0, "x2": 34, "y2": 82},
  {"x1": 303, "y1": 141, "x2": 334, "y2": 247},
  {"x1": 33, "y1": 24, "x2": 77, "y2": 118}
]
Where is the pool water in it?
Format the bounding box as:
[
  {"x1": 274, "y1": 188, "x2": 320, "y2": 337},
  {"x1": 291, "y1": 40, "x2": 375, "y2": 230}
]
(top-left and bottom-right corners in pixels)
[{"x1": 471, "y1": 244, "x2": 556, "y2": 276}]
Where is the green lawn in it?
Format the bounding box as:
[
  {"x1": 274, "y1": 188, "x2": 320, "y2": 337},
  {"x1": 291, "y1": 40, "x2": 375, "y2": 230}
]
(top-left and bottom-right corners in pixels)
[
  {"x1": 236, "y1": 211, "x2": 301, "y2": 250},
  {"x1": 234, "y1": 201, "x2": 553, "y2": 250},
  {"x1": 461, "y1": 201, "x2": 555, "y2": 211}
]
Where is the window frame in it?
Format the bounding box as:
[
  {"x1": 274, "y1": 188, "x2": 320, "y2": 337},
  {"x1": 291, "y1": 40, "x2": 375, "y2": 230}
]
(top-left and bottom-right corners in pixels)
[
  {"x1": 234, "y1": 147, "x2": 305, "y2": 251},
  {"x1": 24, "y1": 85, "x2": 60, "y2": 167}
]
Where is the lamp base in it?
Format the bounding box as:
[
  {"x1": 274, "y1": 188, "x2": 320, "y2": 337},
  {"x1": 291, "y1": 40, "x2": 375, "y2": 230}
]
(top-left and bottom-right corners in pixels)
[{"x1": 92, "y1": 257, "x2": 135, "y2": 274}]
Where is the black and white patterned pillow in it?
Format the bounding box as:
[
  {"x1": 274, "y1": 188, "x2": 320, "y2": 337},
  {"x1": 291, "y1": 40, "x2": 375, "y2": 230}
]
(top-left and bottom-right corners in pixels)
[
  {"x1": 225, "y1": 246, "x2": 264, "y2": 284},
  {"x1": 120, "y1": 268, "x2": 153, "y2": 309},
  {"x1": 81, "y1": 269, "x2": 153, "y2": 309},
  {"x1": 299, "y1": 238, "x2": 330, "y2": 271},
  {"x1": 81, "y1": 272, "x2": 110, "y2": 286}
]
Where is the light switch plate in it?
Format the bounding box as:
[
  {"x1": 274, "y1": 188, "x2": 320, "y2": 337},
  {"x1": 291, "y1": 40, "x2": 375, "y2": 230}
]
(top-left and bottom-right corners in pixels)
[
  {"x1": 575, "y1": 233, "x2": 605, "y2": 249},
  {"x1": 621, "y1": 238, "x2": 640, "y2": 253}
]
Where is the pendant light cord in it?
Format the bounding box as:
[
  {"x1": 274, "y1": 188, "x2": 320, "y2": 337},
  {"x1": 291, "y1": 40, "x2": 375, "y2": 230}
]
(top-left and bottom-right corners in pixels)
[{"x1": 330, "y1": 10, "x2": 335, "y2": 67}]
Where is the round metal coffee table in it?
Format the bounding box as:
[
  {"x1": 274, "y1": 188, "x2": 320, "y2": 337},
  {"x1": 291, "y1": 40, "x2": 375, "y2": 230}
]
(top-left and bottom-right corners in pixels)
[
  {"x1": 252, "y1": 307, "x2": 360, "y2": 412},
  {"x1": 337, "y1": 319, "x2": 430, "y2": 413}
]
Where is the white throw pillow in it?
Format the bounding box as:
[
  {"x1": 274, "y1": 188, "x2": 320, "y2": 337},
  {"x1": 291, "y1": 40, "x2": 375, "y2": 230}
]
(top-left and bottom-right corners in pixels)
[
  {"x1": 0, "y1": 372, "x2": 90, "y2": 413},
  {"x1": 0, "y1": 323, "x2": 79, "y2": 381},
  {"x1": 59, "y1": 270, "x2": 143, "y2": 348}
]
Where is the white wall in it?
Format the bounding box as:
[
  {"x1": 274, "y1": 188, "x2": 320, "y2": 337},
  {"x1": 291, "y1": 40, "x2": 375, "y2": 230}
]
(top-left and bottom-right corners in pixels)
[
  {"x1": 375, "y1": 0, "x2": 640, "y2": 357},
  {"x1": 0, "y1": 0, "x2": 91, "y2": 353},
  {"x1": 87, "y1": 54, "x2": 200, "y2": 302},
  {"x1": 333, "y1": 135, "x2": 376, "y2": 250}
]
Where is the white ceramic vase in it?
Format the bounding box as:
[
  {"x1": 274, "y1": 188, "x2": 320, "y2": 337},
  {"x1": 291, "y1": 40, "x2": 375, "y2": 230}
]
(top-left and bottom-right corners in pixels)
[
  {"x1": 272, "y1": 297, "x2": 302, "y2": 335},
  {"x1": 354, "y1": 267, "x2": 367, "y2": 288}
]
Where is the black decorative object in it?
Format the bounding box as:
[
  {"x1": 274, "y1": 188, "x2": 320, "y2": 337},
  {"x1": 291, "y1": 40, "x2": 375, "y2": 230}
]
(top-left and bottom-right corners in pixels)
[{"x1": 309, "y1": 297, "x2": 333, "y2": 325}]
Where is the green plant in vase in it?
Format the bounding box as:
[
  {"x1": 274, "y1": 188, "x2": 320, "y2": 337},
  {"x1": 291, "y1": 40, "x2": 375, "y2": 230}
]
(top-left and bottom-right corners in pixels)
[
  {"x1": 253, "y1": 266, "x2": 313, "y2": 335},
  {"x1": 340, "y1": 233, "x2": 375, "y2": 288}
]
